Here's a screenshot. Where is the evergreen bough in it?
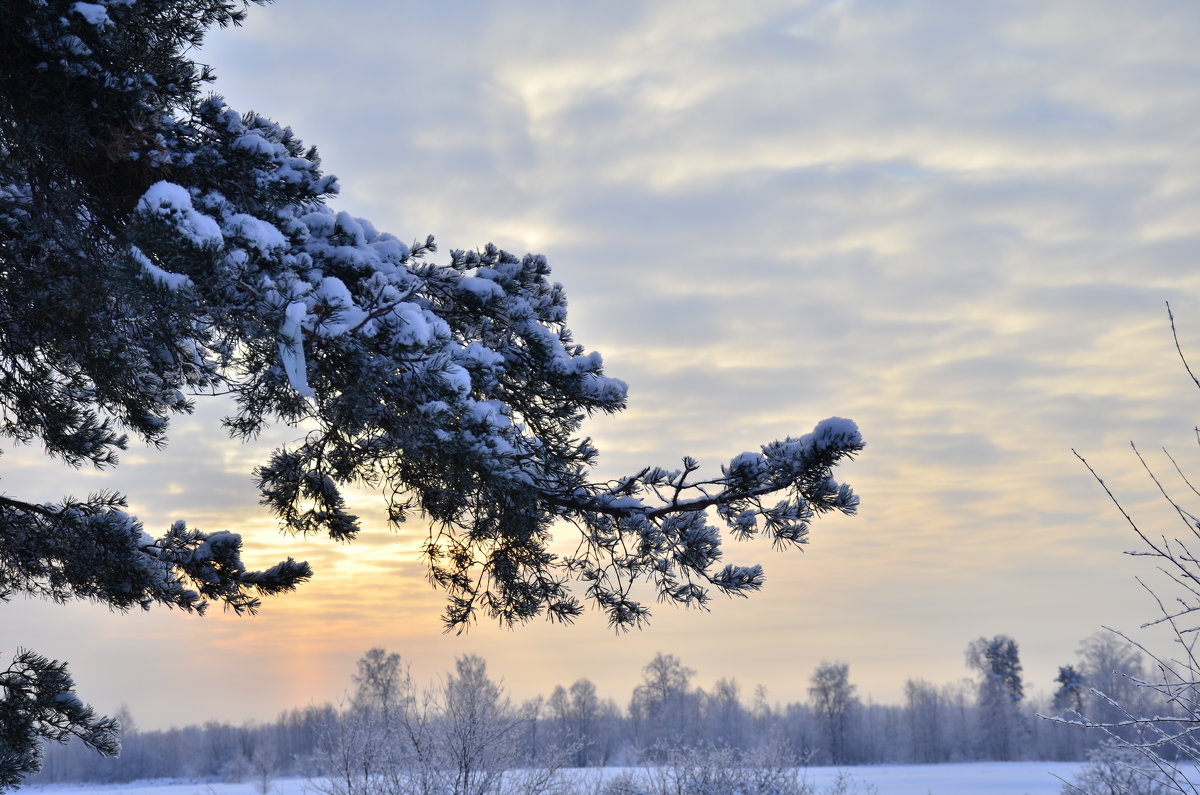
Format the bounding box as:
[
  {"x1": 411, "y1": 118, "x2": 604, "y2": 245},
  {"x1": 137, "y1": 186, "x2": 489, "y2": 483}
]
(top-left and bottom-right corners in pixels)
[{"x1": 0, "y1": 0, "x2": 864, "y2": 783}]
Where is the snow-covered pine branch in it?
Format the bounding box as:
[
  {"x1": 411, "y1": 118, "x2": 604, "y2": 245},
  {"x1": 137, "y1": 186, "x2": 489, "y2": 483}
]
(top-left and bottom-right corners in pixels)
[
  {"x1": 0, "y1": 650, "x2": 120, "y2": 788},
  {"x1": 0, "y1": 0, "x2": 863, "y2": 784}
]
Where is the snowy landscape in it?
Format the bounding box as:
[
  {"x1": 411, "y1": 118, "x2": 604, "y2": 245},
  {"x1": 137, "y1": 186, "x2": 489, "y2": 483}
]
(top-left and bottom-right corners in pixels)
[{"x1": 23, "y1": 763, "x2": 1088, "y2": 795}]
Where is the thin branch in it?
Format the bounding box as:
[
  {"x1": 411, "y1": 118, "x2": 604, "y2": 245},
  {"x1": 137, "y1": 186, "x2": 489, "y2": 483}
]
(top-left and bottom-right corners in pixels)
[{"x1": 1168, "y1": 301, "x2": 1200, "y2": 392}]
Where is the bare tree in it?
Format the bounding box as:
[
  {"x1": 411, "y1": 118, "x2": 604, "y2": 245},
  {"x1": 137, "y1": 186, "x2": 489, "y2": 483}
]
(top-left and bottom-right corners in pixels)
[
  {"x1": 1059, "y1": 741, "x2": 1173, "y2": 795},
  {"x1": 702, "y1": 678, "x2": 750, "y2": 750},
  {"x1": 311, "y1": 651, "x2": 567, "y2": 795},
  {"x1": 629, "y1": 653, "x2": 700, "y2": 757},
  {"x1": 808, "y1": 661, "x2": 858, "y2": 765},
  {"x1": 904, "y1": 679, "x2": 945, "y2": 763},
  {"x1": 548, "y1": 678, "x2": 618, "y2": 766},
  {"x1": 602, "y1": 743, "x2": 812, "y2": 795},
  {"x1": 1045, "y1": 305, "x2": 1200, "y2": 791},
  {"x1": 1074, "y1": 631, "x2": 1151, "y2": 738},
  {"x1": 438, "y1": 655, "x2": 521, "y2": 795}
]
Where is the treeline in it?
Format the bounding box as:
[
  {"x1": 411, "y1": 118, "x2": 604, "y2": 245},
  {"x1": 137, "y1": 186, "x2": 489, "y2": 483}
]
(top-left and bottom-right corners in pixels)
[{"x1": 27, "y1": 630, "x2": 1158, "y2": 785}]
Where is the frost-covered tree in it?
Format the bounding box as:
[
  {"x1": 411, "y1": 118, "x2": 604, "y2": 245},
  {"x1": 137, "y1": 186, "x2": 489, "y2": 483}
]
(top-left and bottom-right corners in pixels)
[
  {"x1": 1060, "y1": 741, "x2": 1172, "y2": 795},
  {"x1": 1042, "y1": 637, "x2": 1153, "y2": 759},
  {"x1": 808, "y1": 661, "x2": 858, "y2": 765},
  {"x1": 967, "y1": 636, "x2": 1024, "y2": 705},
  {"x1": 1074, "y1": 630, "x2": 1149, "y2": 738},
  {"x1": 1052, "y1": 665, "x2": 1087, "y2": 715},
  {"x1": 702, "y1": 677, "x2": 750, "y2": 750},
  {"x1": 904, "y1": 678, "x2": 946, "y2": 764},
  {"x1": 313, "y1": 651, "x2": 564, "y2": 795},
  {"x1": 547, "y1": 678, "x2": 619, "y2": 767},
  {"x1": 966, "y1": 635, "x2": 1026, "y2": 760},
  {"x1": 1044, "y1": 307, "x2": 1200, "y2": 790},
  {"x1": 629, "y1": 652, "x2": 701, "y2": 755},
  {"x1": 439, "y1": 655, "x2": 541, "y2": 795},
  {"x1": 1045, "y1": 665, "x2": 1089, "y2": 761},
  {"x1": 0, "y1": 0, "x2": 864, "y2": 783}
]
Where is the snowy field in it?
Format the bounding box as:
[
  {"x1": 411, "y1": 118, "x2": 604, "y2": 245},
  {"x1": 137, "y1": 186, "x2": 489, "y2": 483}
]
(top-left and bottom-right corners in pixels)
[{"x1": 23, "y1": 762, "x2": 1088, "y2": 795}]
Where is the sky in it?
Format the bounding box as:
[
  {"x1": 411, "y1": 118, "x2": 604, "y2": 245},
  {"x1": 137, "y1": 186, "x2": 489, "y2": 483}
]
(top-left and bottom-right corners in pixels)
[{"x1": 10, "y1": 0, "x2": 1200, "y2": 731}]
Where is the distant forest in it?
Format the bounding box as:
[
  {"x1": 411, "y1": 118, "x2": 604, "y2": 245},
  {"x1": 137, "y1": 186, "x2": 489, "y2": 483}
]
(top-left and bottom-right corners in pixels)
[{"x1": 29, "y1": 631, "x2": 1148, "y2": 785}]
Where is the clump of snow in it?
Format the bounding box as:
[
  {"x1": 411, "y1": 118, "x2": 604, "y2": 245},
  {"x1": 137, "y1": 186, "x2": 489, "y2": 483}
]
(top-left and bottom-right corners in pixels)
[
  {"x1": 389, "y1": 303, "x2": 437, "y2": 347},
  {"x1": 457, "y1": 276, "x2": 505, "y2": 302},
  {"x1": 225, "y1": 213, "x2": 285, "y2": 253},
  {"x1": 313, "y1": 276, "x2": 368, "y2": 336},
  {"x1": 129, "y1": 245, "x2": 193, "y2": 292},
  {"x1": 137, "y1": 181, "x2": 223, "y2": 248},
  {"x1": 334, "y1": 211, "x2": 367, "y2": 246},
  {"x1": 465, "y1": 399, "x2": 512, "y2": 429},
  {"x1": 441, "y1": 364, "x2": 471, "y2": 396},
  {"x1": 230, "y1": 132, "x2": 277, "y2": 157},
  {"x1": 55, "y1": 34, "x2": 92, "y2": 56},
  {"x1": 369, "y1": 234, "x2": 411, "y2": 262},
  {"x1": 461, "y1": 342, "x2": 504, "y2": 370},
  {"x1": 810, "y1": 416, "x2": 862, "y2": 451},
  {"x1": 727, "y1": 451, "x2": 767, "y2": 480},
  {"x1": 278, "y1": 301, "x2": 314, "y2": 397},
  {"x1": 299, "y1": 211, "x2": 334, "y2": 236},
  {"x1": 578, "y1": 373, "x2": 628, "y2": 404},
  {"x1": 71, "y1": 2, "x2": 110, "y2": 27}
]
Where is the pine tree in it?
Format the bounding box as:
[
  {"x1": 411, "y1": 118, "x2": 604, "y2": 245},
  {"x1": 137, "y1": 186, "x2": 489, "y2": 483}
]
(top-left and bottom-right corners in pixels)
[
  {"x1": 1052, "y1": 665, "x2": 1087, "y2": 714},
  {"x1": 966, "y1": 635, "x2": 1025, "y2": 760},
  {"x1": 0, "y1": 0, "x2": 863, "y2": 783}
]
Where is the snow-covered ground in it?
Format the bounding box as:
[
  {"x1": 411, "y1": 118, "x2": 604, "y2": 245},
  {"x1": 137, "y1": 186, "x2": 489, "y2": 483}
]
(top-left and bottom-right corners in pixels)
[{"x1": 23, "y1": 761, "x2": 1087, "y2": 794}]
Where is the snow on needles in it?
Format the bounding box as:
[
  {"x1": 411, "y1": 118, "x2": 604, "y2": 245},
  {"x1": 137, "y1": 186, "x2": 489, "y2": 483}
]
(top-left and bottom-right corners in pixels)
[
  {"x1": 278, "y1": 301, "x2": 314, "y2": 397},
  {"x1": 728, "y1": 418, "x2": 862, "y2": 482},
  {"x1": 129, "y1": 245, "x2": 192, "y2": 292},
  {"x1": 71, "y1": 2, "x2": 111, "y2": 27},
  {"x1": 137, "y1": 181, "x2": 223, "y2": 249}
]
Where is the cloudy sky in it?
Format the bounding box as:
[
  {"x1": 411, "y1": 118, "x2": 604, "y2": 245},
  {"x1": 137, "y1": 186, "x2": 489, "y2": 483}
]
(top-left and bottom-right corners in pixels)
[{"x1": 11, "y1": 0, "x2": 1200, "y2": 730}]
